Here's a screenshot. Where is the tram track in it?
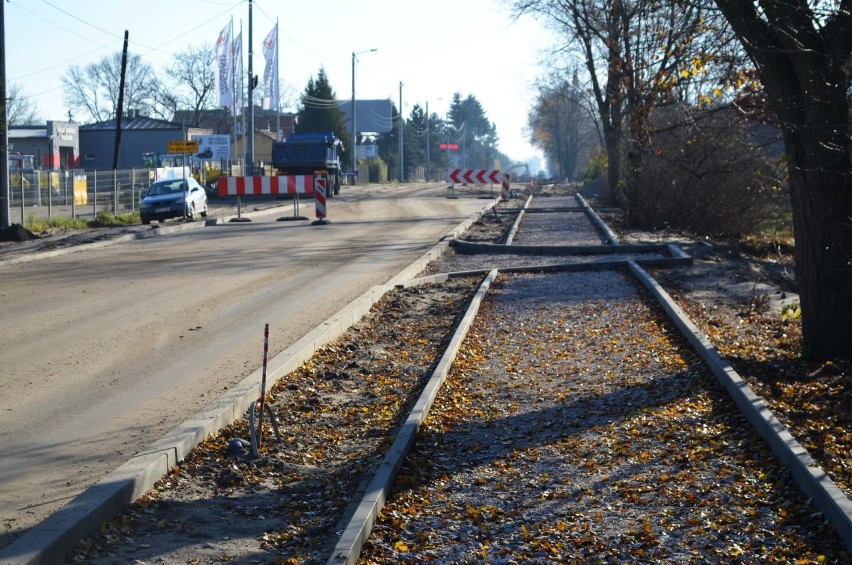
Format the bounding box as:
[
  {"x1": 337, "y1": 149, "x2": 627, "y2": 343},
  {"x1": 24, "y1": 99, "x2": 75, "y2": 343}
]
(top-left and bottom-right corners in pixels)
[{"x1": 65, "y1": 189, "x2": 849, "y2": 565}]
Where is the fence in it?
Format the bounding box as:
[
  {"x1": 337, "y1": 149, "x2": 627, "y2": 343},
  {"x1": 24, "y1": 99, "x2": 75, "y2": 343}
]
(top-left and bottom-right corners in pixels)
[
  {"x1": 6, "y1": 165, "x2": 458, "y2": 226},
  {"x1": 6, "y1": 168, "x2": 159, "y2": 226}
]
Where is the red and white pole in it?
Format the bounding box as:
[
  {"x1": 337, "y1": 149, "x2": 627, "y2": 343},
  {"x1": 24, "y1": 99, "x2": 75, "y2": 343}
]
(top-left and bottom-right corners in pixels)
[
  {"x1": 501, "y1": 173, "x2": 511, "y2": 200},
  {"x1": 312, "y1": 176, "x2": 329, "y2": 225}
]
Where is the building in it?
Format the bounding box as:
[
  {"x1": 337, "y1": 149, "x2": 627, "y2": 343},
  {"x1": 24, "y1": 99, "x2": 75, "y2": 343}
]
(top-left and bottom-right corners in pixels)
[
  {"x1": 8, "y1": 121, "x2": 80, "y2": 169},
  {"x1": 78, "y1": 111, "x2": 211, "y2": 170},
  {"x1": 172, "y1": 107, "x2": 297, "y2": 140}
]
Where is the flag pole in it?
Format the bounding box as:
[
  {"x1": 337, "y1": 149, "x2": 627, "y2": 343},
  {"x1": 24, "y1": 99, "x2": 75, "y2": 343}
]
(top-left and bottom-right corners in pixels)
[
  {"x1": 240, "y1": 21, "x2": 246, "y2": 168},
  {"x1": 246, "y1": 0, "x2": 255, "y2": 176},
  {"x1": 275, "y1": 19, "x2": 280, "y2": 140}
]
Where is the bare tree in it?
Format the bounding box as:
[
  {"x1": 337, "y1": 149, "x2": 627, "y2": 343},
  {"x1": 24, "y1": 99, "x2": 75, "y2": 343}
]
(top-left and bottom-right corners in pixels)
[
  {"x1": 6, "y1": 83, "x2": 43, "y2": 125},
  {"x1": 149, "y1": 43, "x2": 216, "y2": 125},
  {"x1": 528, "y1": 67, "x2": 596, "y2": 180},
  {"x1": 62, "y1": 52, "x2": 159, "y2": 122},
  {"x1": 514, "y1": 0, "x2": 725, "y2": 207},
  {"x1": 714, "y1": 0, "x2": 852, "y2": 360}
]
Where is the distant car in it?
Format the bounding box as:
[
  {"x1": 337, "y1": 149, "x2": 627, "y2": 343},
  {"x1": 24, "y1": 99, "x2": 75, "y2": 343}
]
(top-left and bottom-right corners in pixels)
[{"x1": 140, "y1": 177, "x2": 209, "y2": 224}]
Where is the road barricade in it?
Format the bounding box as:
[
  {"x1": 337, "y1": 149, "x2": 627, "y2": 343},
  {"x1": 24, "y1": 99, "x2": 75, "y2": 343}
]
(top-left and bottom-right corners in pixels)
[{"x1": 218, "y1": 175, "x2": 316, "y2": 196}]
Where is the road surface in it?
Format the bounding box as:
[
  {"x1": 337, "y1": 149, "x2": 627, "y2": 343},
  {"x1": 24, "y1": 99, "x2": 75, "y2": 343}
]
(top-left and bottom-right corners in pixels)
[{"x1": 0, "y1": 182, "x2": 491, "y2": 549}]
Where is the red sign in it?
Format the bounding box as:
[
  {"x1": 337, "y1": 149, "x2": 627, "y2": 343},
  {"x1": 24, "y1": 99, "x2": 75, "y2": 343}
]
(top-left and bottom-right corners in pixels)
[{"x1": 440, "y1": 143, "x2": 459, "y2": 150}]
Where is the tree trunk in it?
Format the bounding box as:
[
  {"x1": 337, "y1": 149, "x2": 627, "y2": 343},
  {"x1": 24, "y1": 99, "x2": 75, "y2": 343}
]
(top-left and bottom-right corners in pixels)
[
  {"x1": 712, "y1": 0, "x2": 852, "y2": 360},
  {"x1": 603, "y1": 126, "x2": 621, "y2": 206},
  {"x1": 784, "y1": 118, "x2": 852, "y2": 360}
]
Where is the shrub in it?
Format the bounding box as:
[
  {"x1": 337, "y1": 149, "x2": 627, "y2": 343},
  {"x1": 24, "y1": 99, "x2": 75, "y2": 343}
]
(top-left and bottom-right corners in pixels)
[{"x1": 628, "y1": 106, "x2": 790, "y2": 237}]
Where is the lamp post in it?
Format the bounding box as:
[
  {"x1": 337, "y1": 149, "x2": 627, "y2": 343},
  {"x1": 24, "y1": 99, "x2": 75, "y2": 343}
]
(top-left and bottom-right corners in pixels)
[
  {"x1": 351, "y1": 48, "x2": 377, "y2": 178},
  {"x1": 398, "y1": 81, "x2": 403, "y2": 182},
  {"x1": 426, "y1": 101, "x2": 430, "y2": 181}
]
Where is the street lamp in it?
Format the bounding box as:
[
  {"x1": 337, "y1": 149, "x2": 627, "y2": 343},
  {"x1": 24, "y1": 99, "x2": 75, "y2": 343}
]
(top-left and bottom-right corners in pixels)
[{"x1": 351, "y1": 48, "x2": 377, "y2": 179}]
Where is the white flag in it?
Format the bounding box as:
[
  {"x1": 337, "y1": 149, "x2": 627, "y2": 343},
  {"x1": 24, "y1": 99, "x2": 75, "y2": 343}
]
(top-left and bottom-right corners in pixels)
[
  {"x1": 262, "y1": 24, "x2": 279, "y2": 110},
  {"x1": 233, "y1": 31, "x2": 243, "y2": 116},
  {"x1": 214, "y1": 21, "x2": 233, "y2": 108}
]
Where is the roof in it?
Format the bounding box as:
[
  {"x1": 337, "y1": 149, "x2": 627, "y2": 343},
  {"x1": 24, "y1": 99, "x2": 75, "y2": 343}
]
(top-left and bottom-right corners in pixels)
[
  {"x1": 80, "y1": 116, "x2": 184, "y2": 131},
  {"x1": 337, "y1": 99, "x2": 394, "y2": 134},
  {"x1": 8, "y1": 127, "x2": 48, "y2": 138}
]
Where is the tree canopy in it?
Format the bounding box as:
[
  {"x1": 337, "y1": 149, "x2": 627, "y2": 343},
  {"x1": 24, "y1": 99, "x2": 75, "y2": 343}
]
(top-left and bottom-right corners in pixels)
[
  {"x1": 6, "y1": 84, "x2": 43, "y2": 125},
  {"x1": 295, "y1": 67, "x2": 352, "y2": 165},
  {"x1": 62, "y1": 52, "x2": 158, "y2": 122}
]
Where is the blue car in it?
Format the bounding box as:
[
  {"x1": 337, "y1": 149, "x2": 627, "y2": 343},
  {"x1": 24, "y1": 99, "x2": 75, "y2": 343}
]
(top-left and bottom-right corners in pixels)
[{"x1": 140, "y1": 178, "x2": 209, "y2": 224}]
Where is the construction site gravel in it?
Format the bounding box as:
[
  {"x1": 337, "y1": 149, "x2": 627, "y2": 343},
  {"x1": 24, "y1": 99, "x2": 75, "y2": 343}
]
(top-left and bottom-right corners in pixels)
[{"x1": 55, "y1": 186, "x2": 851, "y2": 564}]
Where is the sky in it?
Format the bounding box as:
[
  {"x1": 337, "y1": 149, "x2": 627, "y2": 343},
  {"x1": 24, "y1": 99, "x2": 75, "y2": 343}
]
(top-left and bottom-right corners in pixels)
[{"x1": 4, "y1": 0, "x2": 558, "y2": 169}]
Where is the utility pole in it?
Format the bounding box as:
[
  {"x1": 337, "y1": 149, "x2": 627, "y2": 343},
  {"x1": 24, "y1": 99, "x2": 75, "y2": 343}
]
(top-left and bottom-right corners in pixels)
[
  {"x1": 425, "y1": 100, "x2": 430, "y2": 181},
  {"x1": 1, "y1": 0, "x2": 10, "y2": 228},
  {"x1": 351, "y1": 48, "x2": 376, "y2": 180},
  {"x1": 112, "y1": 31, "x2": 129, "y2": 171},
  {"x1": 398, "y1": 81, "x2": 403, "y2": 182}
]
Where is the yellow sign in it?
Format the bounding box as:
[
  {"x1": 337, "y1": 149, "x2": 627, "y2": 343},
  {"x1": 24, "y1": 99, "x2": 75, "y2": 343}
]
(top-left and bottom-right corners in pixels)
[{"x1": 168, "y1": 140, "x2": 199, "y2": 154}]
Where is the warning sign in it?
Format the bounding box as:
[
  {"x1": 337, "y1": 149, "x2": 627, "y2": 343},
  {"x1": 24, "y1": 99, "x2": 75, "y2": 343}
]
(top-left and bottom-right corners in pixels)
[{"x1": 167, "y1": 140, "x2": 200, "y2": 154}]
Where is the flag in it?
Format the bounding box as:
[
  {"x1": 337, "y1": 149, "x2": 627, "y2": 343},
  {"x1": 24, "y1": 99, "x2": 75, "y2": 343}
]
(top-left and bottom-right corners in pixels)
[
  {"x1": 262, "y1": 23, "x2": 279, "y2": 110},
  {"x1": 214, "y1": 21, "x2": 233, "y2": 108},
  {"x1": 233, "y1": 31, "x2": 243, "y2": 116}
]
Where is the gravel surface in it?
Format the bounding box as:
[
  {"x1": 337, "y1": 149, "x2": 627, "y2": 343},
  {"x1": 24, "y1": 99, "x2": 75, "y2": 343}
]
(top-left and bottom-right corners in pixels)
[
  {"x1": 62, "y1": 185, "x2": 850, "y2": 564},
  {"x1": 512, "y1": 198, "x2": 604, "y2": 247}
]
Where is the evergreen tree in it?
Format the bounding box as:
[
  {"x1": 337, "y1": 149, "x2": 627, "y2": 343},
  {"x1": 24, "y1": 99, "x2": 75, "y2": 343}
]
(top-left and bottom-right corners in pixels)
[
  {"x1": 404, "y1": 104, "x2": 426, "y2": 175},
  {"x1": 447, "y1": 93, "x2": 500, "y2": 169},
  {"x1": 375, "y1": 102, "x2": 400, "y2": 180},
  {"x1": 296, "y1": 67, "x2": 352, "y2": 165}
]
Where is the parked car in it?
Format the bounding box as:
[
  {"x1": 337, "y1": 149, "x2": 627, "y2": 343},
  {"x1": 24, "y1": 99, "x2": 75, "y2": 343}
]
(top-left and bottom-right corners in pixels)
[{"x1": 140, "y1": 177, "x2": 209, "y2": 224}]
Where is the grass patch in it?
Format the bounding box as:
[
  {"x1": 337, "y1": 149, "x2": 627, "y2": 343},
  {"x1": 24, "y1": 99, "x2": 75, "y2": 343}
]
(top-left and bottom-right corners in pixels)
[
  {"x1": 25, "y1": 210, "x2": 141, "y2": 233},
  {"x1": 90, "y1": 210, "x2": 140, "y2": 227},
  {"x1": 26, "y1": 214, "x2": 88, "y2": 232},
  {"x1": 738, "y1": 231, "x2": 795, "y2": 262}
]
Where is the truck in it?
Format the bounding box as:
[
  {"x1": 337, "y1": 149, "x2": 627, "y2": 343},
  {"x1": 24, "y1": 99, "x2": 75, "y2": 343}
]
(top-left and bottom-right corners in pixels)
[{"x1": 270, "y1": 132, "x2": 342, "y2": 196}]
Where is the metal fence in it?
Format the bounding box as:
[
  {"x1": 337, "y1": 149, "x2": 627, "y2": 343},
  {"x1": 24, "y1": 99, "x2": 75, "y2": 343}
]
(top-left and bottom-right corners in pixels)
[
  {"x1": 7, "y1": 168, "x2": 157, "y2": 225},
  {"x1": 6, "y1": 166, "x2": 458, "y2": 226}
]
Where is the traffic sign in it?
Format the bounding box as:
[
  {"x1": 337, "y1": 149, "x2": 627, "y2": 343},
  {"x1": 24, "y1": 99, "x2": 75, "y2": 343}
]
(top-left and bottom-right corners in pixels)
[
  {"x1": 448, "y1": 168, "x2": 502, "y2": 185},
  {"x1": 168, "y1": 140, "x2": 200, "y2": 154}
]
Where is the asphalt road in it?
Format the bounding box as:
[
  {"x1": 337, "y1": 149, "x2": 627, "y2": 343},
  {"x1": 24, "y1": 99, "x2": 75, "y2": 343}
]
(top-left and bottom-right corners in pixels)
[{"x1": 0, "y1": 182, "x2": 491, "y2": 549}]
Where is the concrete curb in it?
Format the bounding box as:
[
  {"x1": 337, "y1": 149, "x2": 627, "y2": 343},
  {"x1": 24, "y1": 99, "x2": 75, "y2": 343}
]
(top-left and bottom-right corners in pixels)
[
  {"x1": 504, "y1": 194, "x2": 532, "y2": 245},
  {"x1": 576, "y1": 193, "x2": 619, "y2": 244},
  {"x1": 328, "y1": 270, "x2": 500, "y2": 565},
  {"x1": 628, "y1": 260, "x2": 852, "y2": 553},
  {"x1": 449, "y1": 240, "x2": 680, "y2": 256}
]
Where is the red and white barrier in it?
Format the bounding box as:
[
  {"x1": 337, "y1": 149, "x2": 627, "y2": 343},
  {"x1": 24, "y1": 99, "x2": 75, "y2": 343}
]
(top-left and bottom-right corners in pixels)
[
  {"x1": 314, "y1": 177, "x2": 328, "y2": 223},
  {"x1": 501, "y1": 173, "x2": 512, "y2": 200},
  {"x1": 218, "y1": 175, "x2": 316, "y2": 197}
]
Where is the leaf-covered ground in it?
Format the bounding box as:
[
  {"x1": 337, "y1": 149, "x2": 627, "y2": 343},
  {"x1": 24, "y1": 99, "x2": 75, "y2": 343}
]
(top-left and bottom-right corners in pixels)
[
  {"x1": 360, "y1": 271, "x2": 848, "y2": 564},
  {"x1": 67, "y1": 185, "x2": 850, "y2": 564}
]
